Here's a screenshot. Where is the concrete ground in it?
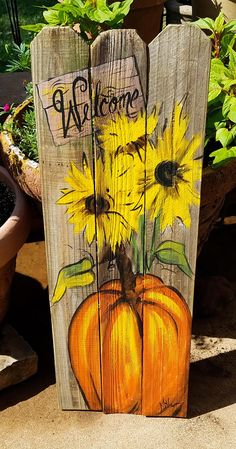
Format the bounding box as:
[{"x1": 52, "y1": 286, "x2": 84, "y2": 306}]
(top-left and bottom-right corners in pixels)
[{"x1": 1, "y1": 216, "x2": 236, "y2": 448}]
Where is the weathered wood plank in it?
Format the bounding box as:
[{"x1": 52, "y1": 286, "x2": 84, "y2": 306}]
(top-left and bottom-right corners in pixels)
[
  {"x1": 143, "y1": 24, "x2": 211, "y2": 416},
  {"x1": 31, "y1": 27, "x2": 100, "y2": 410},
  {"x1": 31, "y1": 24, "x2": 211, "y2": 417},
  {"x1": 91, "y1": 29, "x2": 147, "y2": 414}
]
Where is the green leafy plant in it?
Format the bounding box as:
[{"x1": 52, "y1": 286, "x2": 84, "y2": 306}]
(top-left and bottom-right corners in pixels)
[
  {"x1": 195, "y1": 13, "x2": 236, "y2": 168},
  {"x1": 14, "y1": 106, "x2": 38, "y2": 162},
  {"x1": 22, "y1": 0, "x2": 134, "y2": 40},
  {"x1": 0, "y1": 103, "x2": 15, "y2": 117},
  {"x1": 4, "y1": 42, "x2": 31, "y2": 72},
  {"x1": 0, "y1": 82, "x2": 38, "y2": 162},
  {"x1": 1, "y1": 104, "x2": 38, "y2": 162}
]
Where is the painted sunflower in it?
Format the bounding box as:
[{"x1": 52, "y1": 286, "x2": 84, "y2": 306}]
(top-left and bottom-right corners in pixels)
[
  {"x1": 97, "y1": 108, "x2": 158, "y2": 157},
  {"x1": 57, "y1": 155, "x2": 142, "y2": 252},
  {"x1": 143, "y1": 104, "x2": 202, "y2": 231}
]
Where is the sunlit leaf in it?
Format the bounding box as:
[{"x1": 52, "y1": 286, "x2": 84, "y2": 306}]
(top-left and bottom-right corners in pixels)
[
  {"x1": 21, "y1": 23, "x2": 47, "y2": 32},
  {"x1": 210, "y1": 146, "x2": 236, "y2": 168},
  {"x1": 214, "y1": 12, "x2": 225, "y2": 33},
  {"x1": 43, "y1": 9, "x2": 61, "y2": 25},
  {"x1": 194, "y1": 17, "x2": 215, "y2": 32},
  {"x1": 228, "y1": 98, "x2": 236, "y2": 123},
  {"x1": 216, "y1": 127, "x2": 234, "y2": 147}
]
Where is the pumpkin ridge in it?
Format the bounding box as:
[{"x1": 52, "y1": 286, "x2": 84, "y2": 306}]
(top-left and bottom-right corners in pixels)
[
  {"x1": 143, "y1": 300, "x2": 180, "y2": 338},
  {"x1": 89, "y1": 371, "x2": 102, "y2": 408}
]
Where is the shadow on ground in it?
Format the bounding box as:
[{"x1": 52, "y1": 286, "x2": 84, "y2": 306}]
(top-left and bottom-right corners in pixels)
[
  {"x1": 189, "y1": 349, "x2": 236, "y2": 417},
  {"x1": 189, "y1": 218, "x2": 236, "y2": 417},
  {"x1": 0, "y1": 273, "x2": 55, "y2": 411}
]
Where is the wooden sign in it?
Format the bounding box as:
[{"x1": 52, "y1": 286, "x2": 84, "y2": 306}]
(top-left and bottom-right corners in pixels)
[
  {"x1": 37, "y1": 56, "x2": 144, "y2": 146},
  {"x1": 31, "y1": 25, "x2": 211, "y2": 416}
]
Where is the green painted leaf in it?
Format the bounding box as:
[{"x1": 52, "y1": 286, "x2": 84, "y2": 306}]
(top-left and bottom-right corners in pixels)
[
  {"x1": 65, "y1": 257, "x2": 94, "y2": 277},
  {"x1": 51, "y1": 257, "x2": 95, "y2": 304},
  {"x1": 155, "y1": 241, "x2": 193, "y2": 278},
  {"x1": 66, "y1": 271, "x2": 95, "y2": 289},
  {"x1": 147, "y1": 215, "x2": 161, "y2": 271}
]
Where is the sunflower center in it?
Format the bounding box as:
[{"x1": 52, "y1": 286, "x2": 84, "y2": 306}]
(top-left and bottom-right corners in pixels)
[
  {"x1": 85, "y1": 194, "x2": 110, "y2": 216},
  {"x1": 154, "y1": 160, "x2": 180, "y2": 187}
]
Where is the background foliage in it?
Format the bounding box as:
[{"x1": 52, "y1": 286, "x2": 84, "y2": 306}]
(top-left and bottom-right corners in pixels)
[{"x1": 0, "y1": 0, "x2": 54, "y2": 71}]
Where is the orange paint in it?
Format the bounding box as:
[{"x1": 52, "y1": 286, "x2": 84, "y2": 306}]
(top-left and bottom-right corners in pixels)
[{"x1": 68, "y1": 274, "x2": 191, "y2": 416}]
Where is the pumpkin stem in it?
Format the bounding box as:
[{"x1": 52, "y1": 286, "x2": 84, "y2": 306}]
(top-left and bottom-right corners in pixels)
[{"x1": 115, "y1": 243, "x2": 137, "y2": 302}]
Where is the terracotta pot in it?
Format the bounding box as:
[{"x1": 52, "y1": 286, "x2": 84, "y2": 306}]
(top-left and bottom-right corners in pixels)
[
  {"x1": 198, "y1": 159, "x2": 236, "y2": 255},
  {"x1": 192, "y1": 0, "x2": 236, "y2": 21},
  {"x1": 0, "y1": 98, "x2": 41, "y2": 202},
  {"x1": 123, "y1": 0, "x2": 165, "y2": 43},
  {"x1": 0, "y1": 166, "x2": 31, "y2": 322}
]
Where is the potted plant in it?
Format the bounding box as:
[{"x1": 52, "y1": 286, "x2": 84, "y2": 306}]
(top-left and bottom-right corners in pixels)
[
  {"x1": 195, "y1": 13, "x2": 236, "y2": 253},
  {"x1": 0, "y1": 94, "x2": 41, "y2": 202},
  {"x1": 21, "y1": 0, "x2": 164, "y2": 43},
  {"x1": 0, "y1": 165, "x2": 30, "y2": 323}
]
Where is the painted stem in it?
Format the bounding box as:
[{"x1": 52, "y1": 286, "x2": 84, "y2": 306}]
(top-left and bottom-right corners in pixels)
[{"x1": 115, "y1": 243, "x2": 137, "y2": 301}]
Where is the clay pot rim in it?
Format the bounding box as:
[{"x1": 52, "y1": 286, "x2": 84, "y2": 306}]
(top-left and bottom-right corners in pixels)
[
  {"x1": 0, "y1": 166, "x2": 30, "y2": 268},
  {"x1": 1, "y1": 97, "x2": 39, "y2": 170}
]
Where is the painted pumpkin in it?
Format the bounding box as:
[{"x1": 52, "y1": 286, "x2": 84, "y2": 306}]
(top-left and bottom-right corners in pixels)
[{"x1": 68, "y1": 274, "x2": 191, "y2": 416}]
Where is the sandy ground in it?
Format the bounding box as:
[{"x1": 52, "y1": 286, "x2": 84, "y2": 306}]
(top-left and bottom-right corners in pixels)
[{"x1": 1, "y1": 219, "x2": 236, "y2": 449}]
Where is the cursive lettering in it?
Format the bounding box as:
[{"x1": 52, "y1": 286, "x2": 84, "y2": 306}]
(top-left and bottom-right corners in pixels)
[{"x1": 52, "y1": 76, "x2": 141, "y2": 139}]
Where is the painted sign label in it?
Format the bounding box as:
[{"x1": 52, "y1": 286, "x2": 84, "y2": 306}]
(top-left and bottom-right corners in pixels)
[{"x1": 37, "y1": 56, "x2": 144, "y2": 146}]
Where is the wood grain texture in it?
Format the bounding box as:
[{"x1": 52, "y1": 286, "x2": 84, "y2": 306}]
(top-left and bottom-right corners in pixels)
[
  {"x1": 31, "y1": 24, "x2": 211, "y2": 416},
  {"x1": 91, "y1": 29, "x2": 147, "y2": 414},
  {"x1": 144, "y1": 24, "x2": 211, "y2": 415},
  {"x1": 31, "y1": 27, "x2": 100, "y2": 410},
  {"x1": 147, "y1": 24, "x2": 211, "y2": 312}
]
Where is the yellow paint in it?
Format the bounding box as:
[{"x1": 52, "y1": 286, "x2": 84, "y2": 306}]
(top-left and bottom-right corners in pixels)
[
  {"x1": 135, "y1": 103, "x2": 202, "y2": 231},
  {"x1": 98, "y1": 108, "x2": 158, "y2": 157},
  {"x1": 51, "y1": 260, "x2": 95, "y2": 304},
  {"x1": 68, "y1": 274, "x2": 191, "y2": 416},
  {"x1": 57, "y1": 154, "x2": 141, "y2": 252}
]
